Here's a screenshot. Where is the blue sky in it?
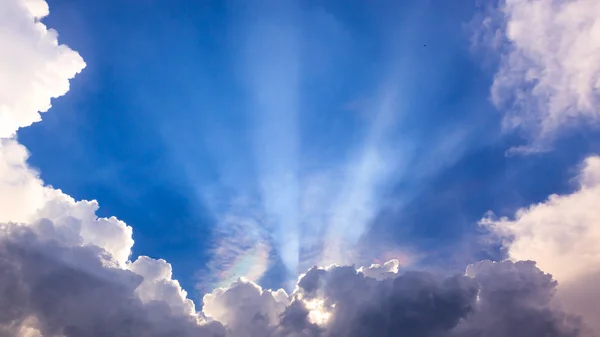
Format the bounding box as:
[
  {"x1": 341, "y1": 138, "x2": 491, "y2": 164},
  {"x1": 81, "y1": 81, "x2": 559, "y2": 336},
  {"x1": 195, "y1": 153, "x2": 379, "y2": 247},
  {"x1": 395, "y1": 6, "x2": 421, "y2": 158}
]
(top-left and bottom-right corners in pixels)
[{"x1": 15, "y1": 0, "x2": 600, "y2": 308}]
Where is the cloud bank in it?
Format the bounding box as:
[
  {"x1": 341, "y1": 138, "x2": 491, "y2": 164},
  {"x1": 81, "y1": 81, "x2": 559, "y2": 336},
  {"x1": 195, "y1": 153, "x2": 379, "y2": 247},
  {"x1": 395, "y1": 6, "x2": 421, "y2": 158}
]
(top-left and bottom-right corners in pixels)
[
  {"x1": 202, "y1": 260, "x2": 583, "y2": 337},
  {"x1": 0, "y1": 0, "x2": 596, "y2": 336},
  {"x1": 477, "y1": 0, "x2": 600, "y2": 142}
]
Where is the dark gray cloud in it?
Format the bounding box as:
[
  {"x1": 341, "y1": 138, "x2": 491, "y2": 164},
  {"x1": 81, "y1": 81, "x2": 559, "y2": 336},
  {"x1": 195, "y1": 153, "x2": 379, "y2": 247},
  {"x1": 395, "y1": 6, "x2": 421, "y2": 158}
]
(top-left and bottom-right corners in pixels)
[
  {"x1": 0, "y1": 220, "x2": 587, "y2": 337},
  {"x1": 457, "y1": 260, "x2": 583, "y2": 337},
  {"x1": 278, "y1": 261, "x2": 586, "y2": 337},
  {"x1": 290, "y1": 265, "x2": 477, "y2": 337},
  {"x1": 0, "y1": 221, "x2": 224, "y2": 337}
]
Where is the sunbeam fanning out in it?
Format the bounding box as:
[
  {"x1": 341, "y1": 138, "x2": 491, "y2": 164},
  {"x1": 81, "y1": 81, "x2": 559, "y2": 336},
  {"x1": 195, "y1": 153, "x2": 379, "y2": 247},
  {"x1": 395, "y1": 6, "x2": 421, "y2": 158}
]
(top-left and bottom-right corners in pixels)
[
  {"x1": 4, "y1": 0, "x2": 600, "y2": 336},
  {"x1": 242, "y1": 1, "x2": 302, "y2": 279},
  {"x1": 320, "y1": 83, "x2": 402, "y2": 266}
]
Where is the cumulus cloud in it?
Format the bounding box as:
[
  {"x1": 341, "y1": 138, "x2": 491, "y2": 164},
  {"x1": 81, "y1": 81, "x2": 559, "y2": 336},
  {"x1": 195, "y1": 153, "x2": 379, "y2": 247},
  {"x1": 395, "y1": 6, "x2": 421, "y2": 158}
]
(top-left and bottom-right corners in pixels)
[
  {"x1": 200, "y1": 260, "x2": 583, "y2": 337},
  {"x1": 0, "y1": 139, "x2": 48, "y2": 224},
  {"x1": 476, "y1": 0, "x2": 600, "y2": 141},
  {"x1": 0, "y1": 138, "x2": 134, "y2": 266},
  {"x1": 0, "y1": 211, "x2": 586, "y2": 337},
  {"x1": 0, "y1": 0, "x2": 85, "y2": 138},
  {"x1": 203, "y1": 279, "x2": 289, "y2": 337},
  {"x1": 129, "y1": 256, "x2": 198, "y2": 317},
  {"x1": 0, "y1": 1, "x2": 218, "y2": 335},
  {"x1": 0, "y1": 221, "x2": 225, "y2": 337},
  {"x1": 483, "y1": 156, "x2": 600, "y2": 334}
]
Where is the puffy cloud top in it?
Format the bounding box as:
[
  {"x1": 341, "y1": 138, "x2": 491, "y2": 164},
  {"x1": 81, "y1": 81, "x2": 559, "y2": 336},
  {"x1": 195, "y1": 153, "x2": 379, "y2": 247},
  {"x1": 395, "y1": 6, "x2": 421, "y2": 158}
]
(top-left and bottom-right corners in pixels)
[
  {"x1": 200, "y1": 260, "x2": 583, "y2": 337},
  {"x1": 0, "y1": 221, "x2": 226, "y2": 337},
  {"x1": 0, "y1": 0, "x2": 85, "y2": 138}
]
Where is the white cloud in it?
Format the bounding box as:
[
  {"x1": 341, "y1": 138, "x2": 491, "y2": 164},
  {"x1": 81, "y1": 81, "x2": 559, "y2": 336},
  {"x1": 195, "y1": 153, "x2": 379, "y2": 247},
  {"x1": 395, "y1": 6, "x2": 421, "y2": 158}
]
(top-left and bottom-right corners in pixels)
[
  {"x1": 482, "y1": 156, "x2": 600, "y2": 334},
  {"x1": 0, "y1": 0, "x2": 85, "y2": 138},
  {"x1": 481, "y1": 0, "x2": 600, "y2": 140},
  {"x1": 0, "y1": 139, "x2": 48, "y2": 224},
  {"x1": 129, "y1": 256, "x2": 197, "y2": 317},
  {"x1": 0, "y1": 138, "x2": 134, "y2": 266},
  {"x1": 0, "y1": 1, "x2": 210, "y2": 335},
  {"x1": 203, "y1": 279, "x2": 289, "y2": 337},
  {"x1": 357, "y1": 259, "x2": 399, "y2": 280}
]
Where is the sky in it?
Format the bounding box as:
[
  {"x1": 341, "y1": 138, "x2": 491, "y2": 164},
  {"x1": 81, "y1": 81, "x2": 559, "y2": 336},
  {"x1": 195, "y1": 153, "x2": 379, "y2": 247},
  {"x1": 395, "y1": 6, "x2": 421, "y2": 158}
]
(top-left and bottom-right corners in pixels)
[{"x1": 1, "y1": 0, "x2": 600, "y2": 336}]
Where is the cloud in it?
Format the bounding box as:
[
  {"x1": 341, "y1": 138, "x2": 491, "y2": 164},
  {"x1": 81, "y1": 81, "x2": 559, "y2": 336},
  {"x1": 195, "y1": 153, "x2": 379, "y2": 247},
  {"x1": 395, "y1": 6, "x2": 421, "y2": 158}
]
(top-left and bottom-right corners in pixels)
[
  {"x1": 203, "y1": 279, "x2": 289, "y2": 337},
  {"x1": 0, "y1": 210, "x2": 586, "y2": 337},
  {"x1": 201, "y1": 260, "x2": 582, "y2": 337},
  {"x1": 0, "y1": 0, "x2": 85, "y2": 138},
  {"x1": 129, "y1": 256, "x2": 198, "y2": 317},
  {"x1": 0, "y1": 1, "x2": 220, "y2": 335},
  {"x1": 0, "y1": 139, "x2": 48, "y2": 224},
  {"x1": 356, "y1": 259, "x2": 400, "y2": 281},
  {"x1": 0, "y1": 221, "x2": 226, "y2": 337},
  {"x1": 0, "y1": 138, "x2": 134, "y2": 266},
  {"x1": 476, "y1": 0, "x2": 600, "y2": 141},
  {"x1": 460, "y1": 260, "x2": 583, "y2": 337},
  {"x1": 482, "y1": 156, "x2": 600, "y2": 334}
]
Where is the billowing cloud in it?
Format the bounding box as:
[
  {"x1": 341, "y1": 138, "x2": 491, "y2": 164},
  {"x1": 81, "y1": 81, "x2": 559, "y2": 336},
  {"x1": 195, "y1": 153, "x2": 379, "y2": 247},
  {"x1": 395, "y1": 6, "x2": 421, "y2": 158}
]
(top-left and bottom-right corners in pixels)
[
  {"x1": 0, "y1": 210, "x2": 587, "y2": 337},
  {"x1": 0, "y1": 139, "x2": 48, "y2": 224},
  {"x1": 0, "y1": 220, "x2": 225, "y2": 337},
  {"x1": 483, "y1": 156, "x2": 600, "y2": 334},
  {"x1": 0, "y1": 0, "x2": 85, "y2": 138},
  {"x1": 0, "y1": 1, "x2": 220, "y2": 335},
  {"x1": 477, "y1": 0, "x2": 600, "y2": 141},
  {"x1": 0, "y1": 138, "x2": 134, "y2": 266},
  {"x1": 129, "y1": 256, "x2": 198, "y2": 317},
  {"x1": 203, "y1": 279, "x2": 290, "y2": 337},
  {"x1": 474, "y1": 1, "x2": 600, "y2": 331},
  {"x1": 201, "y1": 260, "x2": 583, "y2": 337}
]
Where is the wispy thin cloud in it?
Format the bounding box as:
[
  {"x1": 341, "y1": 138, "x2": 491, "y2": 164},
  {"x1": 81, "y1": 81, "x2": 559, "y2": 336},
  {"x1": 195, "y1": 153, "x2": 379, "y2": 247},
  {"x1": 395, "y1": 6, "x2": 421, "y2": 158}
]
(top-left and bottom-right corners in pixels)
[{"x1": 473, "y1": 0, "x2": 600, "y2": 145}]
